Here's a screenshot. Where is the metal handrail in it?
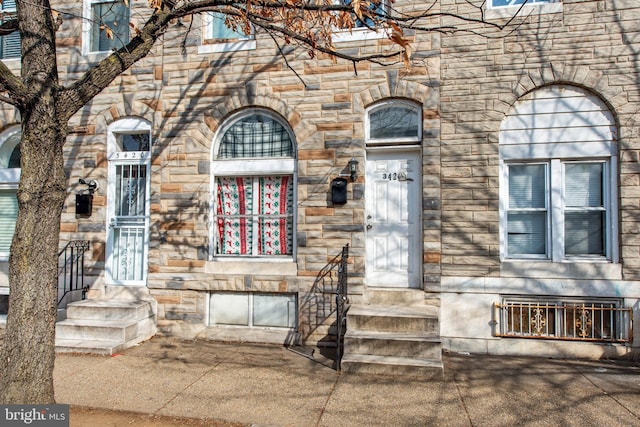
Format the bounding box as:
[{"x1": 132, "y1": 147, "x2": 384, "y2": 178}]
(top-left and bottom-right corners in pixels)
[
  {"x1": 57, "y1": 240, "x2": 90, "y2": 306},
  {"x1": 335, "y1": 244, "x2": 349, "y2": 371}
]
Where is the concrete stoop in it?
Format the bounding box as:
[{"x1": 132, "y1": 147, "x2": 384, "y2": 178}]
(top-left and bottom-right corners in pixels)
[
  {"x1": 55, "y1": 299, "x2": 156, "y2": 355},
  {"x1": 341, "y1": 289, "x2": 443, "y2": 378}
]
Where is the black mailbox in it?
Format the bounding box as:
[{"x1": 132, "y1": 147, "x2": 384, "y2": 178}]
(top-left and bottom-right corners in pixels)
[
  {"x1": 75, "y1": 193, "x2": 93, "y2": 218},
  {"x1": 331, "y1": 177, "x2": 348, "y2": 205}
]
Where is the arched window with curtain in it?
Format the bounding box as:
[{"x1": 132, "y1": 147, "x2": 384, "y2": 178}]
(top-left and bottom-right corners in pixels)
[{"x1": 212, "y1": 110, "x2": 296, "y2": 257}]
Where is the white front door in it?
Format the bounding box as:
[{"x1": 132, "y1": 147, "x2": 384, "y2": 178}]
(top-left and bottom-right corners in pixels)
[{"x1": 365, "y1": 149, "x2": 421, "y2": 288}]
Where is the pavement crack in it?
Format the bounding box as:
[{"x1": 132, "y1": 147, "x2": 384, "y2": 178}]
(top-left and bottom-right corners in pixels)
[
  {"x1": 576, "y1": 366, "x2": 640, "y2": 422},
  {"x1": 453, "y1": 377, "x2": 474, "y2": 427},
  {"x1": 154, "y1": 361, "x2": 223, "y2": 417},
  {"x1": 314, "y1": 372, "x2": 341, "y2": 427}
]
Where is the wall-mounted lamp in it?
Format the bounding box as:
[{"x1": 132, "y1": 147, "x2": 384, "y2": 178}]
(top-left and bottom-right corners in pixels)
[
  {"x1": 76, "y1": 178, "x2": 99, "y2": 218},
  {"x1": 348, "y1": 158, "x2": 359, "y2": 182}
]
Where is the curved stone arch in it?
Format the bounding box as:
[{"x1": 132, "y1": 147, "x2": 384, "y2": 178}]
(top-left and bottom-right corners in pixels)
[
  {"x1": 203, "y1": 89, "x2": 313, "y2": 156},
  {"x1": 89, "y1": 97, "x2": 158, "y2": 137},
  {"x1": 357, "y1": 78, "x2": 437, "y2": 113}
]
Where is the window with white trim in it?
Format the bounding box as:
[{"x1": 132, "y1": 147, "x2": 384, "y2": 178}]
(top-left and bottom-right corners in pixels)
[
  {"x1": 366, "y1": 100, "x2": 422, "y2": 145},
  {"x1": 0, "y1": 0, "x2": 20, "y2": 60},
  {"x1": 209, "y1": 292, "x2": 297, "y2": 329},
  {"x1": 499, "y1": 85, "x2": 617, "y2": 263},
  {"x1": 199, "y1": 12, "x2": 255, "y2": 53},
  {"x1": 333, "y1": 0, "x2": 388, "y2": 42},
  {"x1": 212, "y1": 110, "x2": 296, "y2": 257},
  {"x1": 83, "y1": 0, "x2": 130, "y2": 54},
  {"x1": 491, "y1": 0, "x2": 557, "y2": 7},
  {"x1": 0, "y1": 126, "x2": 20, "y2": 259}
]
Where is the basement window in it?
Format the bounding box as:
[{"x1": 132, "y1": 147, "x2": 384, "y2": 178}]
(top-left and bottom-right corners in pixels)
[
  {"x1": 495, "y1": 297, "x2": 632, "y2": 343},
  {"x1": 209, "y1": 292, "x2": 297, "y2": 329}
]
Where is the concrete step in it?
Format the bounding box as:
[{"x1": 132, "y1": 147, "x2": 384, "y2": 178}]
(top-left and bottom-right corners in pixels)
[
  {"x1": 55, "y1": 317, "x2": 154, "y2": 342},
  {"x1": 365, "y1": 288, "x2": 427, "y2": 306},
  {"x1": 55, "y1": 338, "x2": 131, "y2": 355},
  {"x1": 347, "y1": 304, "x2": 439, "y2": 334},
  {"x1": 344, "y1": 330, "x2": 442, "y2": 359},
  {"x1": 55, "y1": 298, "x2": 156, "y2": 355},
  {"x1": 66, "y1": 299, "x2": 154, "y2": 321},
  {"x1": 341, "y1": 354, "x2": 443, "y2": 379}
]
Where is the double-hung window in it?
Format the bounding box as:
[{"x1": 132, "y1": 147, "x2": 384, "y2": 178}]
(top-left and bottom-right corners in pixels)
[
  {"x1": 212, "y1": 111, "x2": 296, "y2": 257},
  {"x1": 500, "y1": 85, "x2": 617, "y2": 263},
  {"x1": 506, "y1": 160, "x2": 609, "y2": 259},
  {"x1": 84, "y1": 0, "x2": 130, "y2": 54},
  {"x1": 0, "y1": 0, "x2": 19, "y2": 60}
]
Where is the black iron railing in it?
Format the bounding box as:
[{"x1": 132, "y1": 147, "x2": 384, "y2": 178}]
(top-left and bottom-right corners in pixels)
[
  {"x1": 57, "y1": 240, "x2": 90, "y2": 306},
  {"x1": 296, "y1": 244, "x2": 350, "y2": 370},
  {"x1": 335, "y1": 244, "x2": 349, "y2": 371}
]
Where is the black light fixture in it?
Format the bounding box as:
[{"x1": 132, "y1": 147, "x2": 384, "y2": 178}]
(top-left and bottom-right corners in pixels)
[{"x1": 348, "y1": 158, "x2": 359, "y2": 182}]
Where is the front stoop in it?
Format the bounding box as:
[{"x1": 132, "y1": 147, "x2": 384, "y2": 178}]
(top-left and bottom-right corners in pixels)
[
  {"x1": 55, "y1": 299, "x2": 156, "y2": 355},
  {"x1": 341, "y1": 289, "x2": 443, "y2": 378}
]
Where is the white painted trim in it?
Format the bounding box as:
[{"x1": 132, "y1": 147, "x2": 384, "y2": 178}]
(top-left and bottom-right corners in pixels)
[
  {"x1": 82, "y1": 0, "x2": 130, "y2": 56},
  {"x1": 485, "y1": 1, "x2": 562, "y2": 20},
  {"x1": 105, "y1": 118, "x2": 152, "y2": 286},
  {"x1": 365, "y1": 100, "x2": 422, "y2": 145}
]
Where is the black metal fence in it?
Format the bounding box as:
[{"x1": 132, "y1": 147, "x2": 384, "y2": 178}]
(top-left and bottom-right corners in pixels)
[{"x1": 57, "y1": 240, "x2": 90, "y2": 306}]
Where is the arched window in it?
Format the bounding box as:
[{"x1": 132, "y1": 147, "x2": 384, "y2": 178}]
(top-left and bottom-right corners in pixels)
[
  {"x1": 366, "y1": 100, "x2": 422, "y2": 144},
  {"x1": 0, "y1": 126, "x2": 20, "y2": 258},
  {"x1": 212, "y1": 110, "x2": 296, "y2": 257},
  {"x1": 499, "y1": 85, "x2": 617, "y2": 262}
]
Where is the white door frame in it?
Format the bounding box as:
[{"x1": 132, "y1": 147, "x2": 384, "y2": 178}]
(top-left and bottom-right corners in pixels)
[
  {"x1": 105, "y1": 118, "x2": 151, "y2": 286},
  {"x1": 365, "y1": 146, "x2": 422, "y2": 288}
]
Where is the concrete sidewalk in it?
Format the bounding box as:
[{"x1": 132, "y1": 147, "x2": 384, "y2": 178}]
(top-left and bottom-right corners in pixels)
[{"x1": 54, "y1": 336, "x2": 640, "y2": 426}]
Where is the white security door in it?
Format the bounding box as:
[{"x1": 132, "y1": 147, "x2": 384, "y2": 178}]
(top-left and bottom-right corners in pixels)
[
  {"x1": 106, "y1": 121, "x2": 151, "y2": 285},
  {"x1": 365, "y1": 149, "x2": 421, "y2": 288}
]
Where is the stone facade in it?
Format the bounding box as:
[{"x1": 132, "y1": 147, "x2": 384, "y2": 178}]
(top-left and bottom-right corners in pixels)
[{"x1": 0, "y1": 0, "x2": 639, "y2": 359}]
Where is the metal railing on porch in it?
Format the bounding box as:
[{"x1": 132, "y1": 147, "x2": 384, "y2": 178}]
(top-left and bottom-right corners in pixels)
[
  {"x1": 57, "y1": 240, "x2": 90, "y2": 307},
  {"x1": 296, "y1": 244, "x2": 350, "y2": 370}
]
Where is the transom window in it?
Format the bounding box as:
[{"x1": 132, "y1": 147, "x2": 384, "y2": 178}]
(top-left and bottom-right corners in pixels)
[
  {"x1": 499, "y1": 85, "x2": 617, "y2": 263},
  {"x1": 212, "y1": 111, "x2": 296, "y2": 257},
  {"x1": 366, "y1": 100, "x2": 422, "y2": 144}
]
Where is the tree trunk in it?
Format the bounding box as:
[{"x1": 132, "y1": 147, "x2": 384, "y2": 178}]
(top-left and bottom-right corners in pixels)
[
  {"x1": 0, "y1": 0, "x2": 65, "y2": 404},
  {"x1": 0, "y1": 118, "x2": 67, "y2": 404}
]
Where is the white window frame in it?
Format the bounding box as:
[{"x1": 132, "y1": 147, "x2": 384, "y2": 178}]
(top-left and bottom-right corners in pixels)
[
  {"x1": 210, "y1": 109, "x2": 297, "y2": 261},
  {"x1": 365, "y1": 99, "x2": 422, "y2": 145},
  {"x1": 332, "y1": 0, "x2": 389, "y2": 43},
  {"x1": 501, "y1": 158, "x2": 616, "y2": 262},
  {"x1": 82, "y1": 0, "x2": 130, "y2": 56},
  {"x1": 198, "y1": 12, "x2": 256, "y2": 54},
  {"x1": 486, "y1": 0, "x2": 562, "y2": 19},
  {"x1": 208, "y1": 291, "x2": 297, "y2": 330},
  {"x1": 0, "y1": 126, "x2": 20, "y2": 261},
  {"x1": 0, "y1": 0, "x2": 20, "y2": 61},
  {"x1": 105, "y1": 118, "x2": 152, "y2": 286}
]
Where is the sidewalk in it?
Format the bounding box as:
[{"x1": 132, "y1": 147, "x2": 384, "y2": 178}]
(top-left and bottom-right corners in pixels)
[{"x1": 54, "y1": 336, "x2": 640, "y2": 427}]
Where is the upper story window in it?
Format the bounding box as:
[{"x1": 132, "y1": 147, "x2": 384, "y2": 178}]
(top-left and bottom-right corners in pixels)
[
  {"x1": 199, "y1": 12, "x2": 256, "y2": 54},
  {"x1": 487, "y1": 0, "x2": 562, "y2": 17},
  {"x1": 0, "y1": 0, "x2": 20, "y2": 60},
  {"x1": 499, "y1": 85, "x2": 617, "y2": 263},
  {"x1": 334, "y1": 0, "x2": 388, "y2": 43},
  {"x1": 366, "y1": 100, "x2": 422, "y2": 145},
  {"x1": 212, "y1": 110, "x2": 296, "y2": 258},
  {"x1": 0, "y1": 126, "x2": 20, "y2": 258},
  {"x1": 491, "y1": 0, "x2": 556, "y2": 7},
  {"x1": 83, "y1": 0, "x2": 130, "y2": 55}
]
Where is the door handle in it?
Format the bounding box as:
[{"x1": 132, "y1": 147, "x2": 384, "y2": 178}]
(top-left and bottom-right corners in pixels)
[{"x1": 366, "y1": 224, "x2": 373, "y2": 230}]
